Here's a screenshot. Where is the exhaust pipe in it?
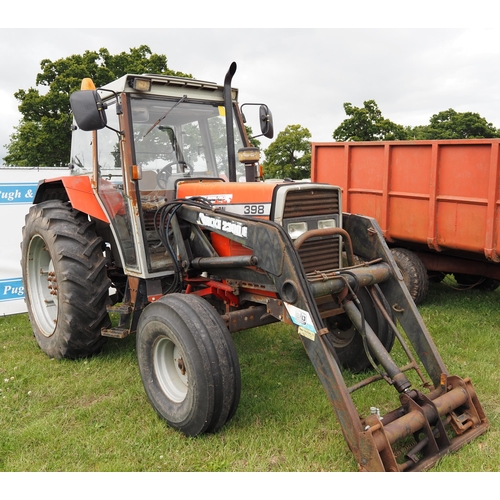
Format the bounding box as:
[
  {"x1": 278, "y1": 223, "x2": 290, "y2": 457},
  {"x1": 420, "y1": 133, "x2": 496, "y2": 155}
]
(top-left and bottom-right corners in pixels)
[{"x1": 224, "y1": 62, "x2": 237, "y2": 182}]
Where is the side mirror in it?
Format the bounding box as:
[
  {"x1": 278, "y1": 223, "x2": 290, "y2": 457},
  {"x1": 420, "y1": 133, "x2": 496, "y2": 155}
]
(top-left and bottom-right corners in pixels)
[
  {"x1": 259, "y1": 105, "x2": 274, "y2": 139},
  {"x1": 70, "y1": 90, "x2": 107, "y2": 131},
  {"x1": 240, "y1": 102, "x2": 274, "y2": 140}
]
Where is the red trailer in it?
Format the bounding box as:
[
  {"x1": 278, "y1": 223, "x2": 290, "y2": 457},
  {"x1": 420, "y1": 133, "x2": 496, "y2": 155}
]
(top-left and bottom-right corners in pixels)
[{"x1": 311, "y1": 139, "x2": 500, "y2": 303}]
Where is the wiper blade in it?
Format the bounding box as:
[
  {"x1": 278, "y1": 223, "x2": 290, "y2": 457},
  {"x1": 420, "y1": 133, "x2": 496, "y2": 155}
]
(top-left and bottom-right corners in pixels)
[{"x1": 143, "y1": 94, "x2": 187, "y2": 138}]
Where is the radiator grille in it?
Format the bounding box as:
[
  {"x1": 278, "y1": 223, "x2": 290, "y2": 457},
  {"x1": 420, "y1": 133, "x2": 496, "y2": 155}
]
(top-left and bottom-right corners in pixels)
[
  {"x1": 281, "y1": 187, "x2": 342, "y2": 273},
  {"x1": 283, "y1": 188, "x2": 340, "y2": 218},
  {"x1": 297, "y1": 236, "x2": 341, "y2": 274}
]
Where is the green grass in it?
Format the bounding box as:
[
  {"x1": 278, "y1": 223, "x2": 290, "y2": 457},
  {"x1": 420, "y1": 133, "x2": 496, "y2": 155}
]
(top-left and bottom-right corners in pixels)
[{"x1": 1, "y1": 277, "x2": 500, "y2": 472}]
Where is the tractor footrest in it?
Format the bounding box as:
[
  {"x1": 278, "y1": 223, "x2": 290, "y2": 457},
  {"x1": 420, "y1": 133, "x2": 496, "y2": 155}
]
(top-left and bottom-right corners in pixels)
[
  {"x1": 101, "y1": 327, "x2": 131, "y2": 339},
  {"x1": 107, "y1": 304, "x2": 133, "y2": 315}
]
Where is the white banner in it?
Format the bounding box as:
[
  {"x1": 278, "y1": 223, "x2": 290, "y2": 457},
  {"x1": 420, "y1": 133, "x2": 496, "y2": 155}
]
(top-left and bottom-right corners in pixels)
[{"x1": 0, "y1": 167, "x2": 70, "y2": 315}]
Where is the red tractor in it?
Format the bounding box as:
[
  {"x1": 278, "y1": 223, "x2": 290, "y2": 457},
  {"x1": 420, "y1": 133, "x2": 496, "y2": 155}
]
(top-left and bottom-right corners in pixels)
[{"x1": 21, "y1": 63, "x2": 488, "y2": 471}]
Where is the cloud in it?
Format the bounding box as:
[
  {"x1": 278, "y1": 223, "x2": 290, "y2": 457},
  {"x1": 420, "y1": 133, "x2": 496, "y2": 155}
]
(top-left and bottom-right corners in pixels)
[{"x1": 1, "y1": 28, "x2": 500, "y2": 163}]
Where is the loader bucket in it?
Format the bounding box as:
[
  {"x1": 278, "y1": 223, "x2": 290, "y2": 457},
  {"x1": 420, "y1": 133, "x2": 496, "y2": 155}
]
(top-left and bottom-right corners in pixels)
[{"x1": 355, "y1": 374, "x2": 488, "y2": 471}]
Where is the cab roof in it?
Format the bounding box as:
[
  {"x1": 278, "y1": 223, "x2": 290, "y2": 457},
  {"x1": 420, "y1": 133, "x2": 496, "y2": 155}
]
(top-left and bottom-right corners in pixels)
[{"x1": 97, "y1": 73, "x2": 238, "y2": 102}]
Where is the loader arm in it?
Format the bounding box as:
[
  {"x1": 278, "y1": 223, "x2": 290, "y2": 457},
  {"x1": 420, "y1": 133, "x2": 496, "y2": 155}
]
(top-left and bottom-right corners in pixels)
[{"x1": 176, "y1": 202, "x2": 488, "y2": 471}]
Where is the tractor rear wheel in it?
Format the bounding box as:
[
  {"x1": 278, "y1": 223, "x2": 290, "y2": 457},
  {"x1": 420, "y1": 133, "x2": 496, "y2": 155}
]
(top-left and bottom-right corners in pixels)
[
  {"x1": 136, "y1": 293, "x2": 241, "y2": 436},
  {"x1": 21, "y1": 200, "x2": 111, "y2": 359},
  {"x1": 324, "y1": 287, "x2": 395, "y2": 373}
]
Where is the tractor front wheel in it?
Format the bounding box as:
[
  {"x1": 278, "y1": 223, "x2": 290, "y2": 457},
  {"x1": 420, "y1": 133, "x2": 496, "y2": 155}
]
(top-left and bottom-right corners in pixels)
[
  {"x1": 136, "y1": 293, "x2": 241, "y2": 436},
  {"x1": 21, "y1": 200, "x2": 111, "y2": 359},
  {"x1": 324, "y1": 287, "x2": 395, "y2": 373}
]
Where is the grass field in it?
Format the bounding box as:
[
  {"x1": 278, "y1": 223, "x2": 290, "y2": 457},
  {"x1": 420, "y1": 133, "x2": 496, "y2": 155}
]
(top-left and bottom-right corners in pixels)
[{"x1": 1, "y1": 276, "x2": 499, "y2": 472}]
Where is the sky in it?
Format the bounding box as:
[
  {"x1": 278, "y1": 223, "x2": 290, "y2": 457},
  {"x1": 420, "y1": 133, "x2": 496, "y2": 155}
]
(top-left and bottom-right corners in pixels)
[{"x1": 1, "y1": 26, "x2": 500, "y2": 165}]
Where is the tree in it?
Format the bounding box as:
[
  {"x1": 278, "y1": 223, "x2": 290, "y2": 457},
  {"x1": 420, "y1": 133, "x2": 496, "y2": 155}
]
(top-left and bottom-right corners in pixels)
[
  {"x1": 245, "y1": 126, "x2": 262, "y2": 149},
  {"x1": 409, "y1": 109, "x2": 500, "y2": 140},
  {"x1": 333, "y1": 100, "x2": 500, "y2": 143},
  {"x1": 3, "y1": 46, "x2": 191, "y2": 167},
  {"x1": 263, "y1": 124, "x2": 311, "y2": 180},
  {"x1": 333, "y1": 100, "x2": 410, "y2": 142}
]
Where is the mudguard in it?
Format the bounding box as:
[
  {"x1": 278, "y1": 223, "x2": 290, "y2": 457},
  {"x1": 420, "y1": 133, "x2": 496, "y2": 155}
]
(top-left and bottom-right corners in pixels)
[{"x1": 34, "y1": 176, "x2": 111, "y2": 222}]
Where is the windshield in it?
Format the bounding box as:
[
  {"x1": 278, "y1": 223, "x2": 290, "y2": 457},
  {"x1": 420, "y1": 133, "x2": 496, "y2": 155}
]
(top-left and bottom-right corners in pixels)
[{"x1": 131, "y1": 97, "x2": 245, "y2": 191}]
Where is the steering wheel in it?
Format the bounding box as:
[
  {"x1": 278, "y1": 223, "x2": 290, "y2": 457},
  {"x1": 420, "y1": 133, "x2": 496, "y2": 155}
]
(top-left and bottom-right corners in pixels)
[{"x1": 156, "y1": 161, "x2": 194, "y2": 189}]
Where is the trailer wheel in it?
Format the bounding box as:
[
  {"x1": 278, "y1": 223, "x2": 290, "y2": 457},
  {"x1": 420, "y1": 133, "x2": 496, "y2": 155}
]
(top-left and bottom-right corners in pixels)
[
  {"x1": 324, "y1": 287, "x2": 395, "y2": 373},
  {"x1": 21, "y1": 200, "x2": 111, "y2": 359},
  {"x1": 390, "y1": 248, "x2": 429, "y2": 305},
  {"x1": 136, "y1": 293, "x2": 241, "y2": 436}
]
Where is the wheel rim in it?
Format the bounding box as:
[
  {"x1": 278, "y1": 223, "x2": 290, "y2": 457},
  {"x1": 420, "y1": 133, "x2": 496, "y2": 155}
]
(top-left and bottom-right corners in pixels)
[
  {"x1": 326, "y1": 314, "x2": 356, "y2": 348},
  {"x1": 153, "y1": 337, "x2": 188, "y2": 403},
  {"x1": 27, "y1": 235, "x2": 58, "y2": 337}
]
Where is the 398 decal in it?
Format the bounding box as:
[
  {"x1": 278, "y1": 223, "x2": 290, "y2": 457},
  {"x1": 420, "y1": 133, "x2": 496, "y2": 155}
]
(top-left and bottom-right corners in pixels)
[{"x1": 243, "y1": 204, "x2": 265, "y2": 215}]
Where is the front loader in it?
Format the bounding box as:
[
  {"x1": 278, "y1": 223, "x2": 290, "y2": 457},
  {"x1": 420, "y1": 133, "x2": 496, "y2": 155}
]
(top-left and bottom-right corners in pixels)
[{"x1": 20, "y1": 62, "x2": 488, "y2": 471}]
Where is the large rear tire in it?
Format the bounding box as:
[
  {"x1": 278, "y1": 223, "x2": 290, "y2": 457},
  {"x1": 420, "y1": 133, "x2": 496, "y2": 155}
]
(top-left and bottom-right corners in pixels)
[
  {"x1": 136, "y1": 293, "x2": 241, "y2": 436},
  {"x1": 21, "y1": 200, "x2": 111, "y2": 359},
  {"x1": 324, "y1": 287, "x2": 395, "y2": 373},
  {"x1": 390, "y1": 248, "x2": 429, "y2": 305}
]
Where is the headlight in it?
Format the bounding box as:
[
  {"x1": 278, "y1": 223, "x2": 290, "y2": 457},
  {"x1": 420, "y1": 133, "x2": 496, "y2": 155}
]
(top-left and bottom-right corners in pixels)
[
  {"x1": 318, "y1": 219, "x2": 336, "y2": 229},
  {"x1": 130, "y1": 77, "x2": 151, "y2": 91},
  {"x1": 287, "y1": 221, "x2": 308, "y2": 240}
]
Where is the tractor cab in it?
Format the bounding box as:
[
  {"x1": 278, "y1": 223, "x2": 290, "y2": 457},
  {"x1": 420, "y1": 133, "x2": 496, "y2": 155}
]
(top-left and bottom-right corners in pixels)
[{"x1": 69, "y1": 68, "x2": 272, "y2": 278}]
